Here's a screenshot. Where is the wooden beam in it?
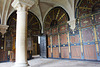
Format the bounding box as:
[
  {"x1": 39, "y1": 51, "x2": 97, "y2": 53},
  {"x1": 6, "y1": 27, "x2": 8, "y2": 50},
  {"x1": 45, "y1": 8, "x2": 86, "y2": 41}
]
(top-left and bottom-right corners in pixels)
[
  {"x1": 32, "y1": 22, "x2": 38, "y2": 25},
  {"x1": 87, "y1": 0, "x2": 94, "y2": 5},
  {"x1": 56, "y1": 9, "x2": 60, "y2": 20},
  {"x1": 48, "y1": 15, "x2": 52, "y2": 22},
  {"x1": 45, "y1": 21, "x2": 50, "y2": 24},
  {"x1": 13, "y1": 18, "x2": 16, "y2": 21},
  {"x1": 58, "y1": 13, "x2": 65, "y2": 22},
  {"x1": 29, "y1": 16, "x2": 34, "y2": 23},
  {"x1": 79, "y1": 7, "x2": 91, "y2": 10},
  {"x1": 53, "y1": 10, "x2": 54, "y2": 20}
]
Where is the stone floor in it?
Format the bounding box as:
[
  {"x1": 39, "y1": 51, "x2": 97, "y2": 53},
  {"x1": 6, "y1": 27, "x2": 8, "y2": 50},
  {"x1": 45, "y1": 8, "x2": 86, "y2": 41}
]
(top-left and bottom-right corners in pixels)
[{"x1": 0, "y1": 58, "x2": 100, "y2": 67}]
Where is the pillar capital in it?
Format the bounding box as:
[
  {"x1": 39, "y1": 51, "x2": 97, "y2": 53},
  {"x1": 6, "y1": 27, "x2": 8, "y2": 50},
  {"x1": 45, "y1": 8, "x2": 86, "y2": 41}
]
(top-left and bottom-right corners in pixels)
[
  {"x1": 67, "y1": 19, "x2": 76, "y2": 34},
  {"x1": 12, "y1": 0, "x2": 34, "y2": 11},
  {"x1": 0, "y1": 24, "x2": 9, "y2": 38}
]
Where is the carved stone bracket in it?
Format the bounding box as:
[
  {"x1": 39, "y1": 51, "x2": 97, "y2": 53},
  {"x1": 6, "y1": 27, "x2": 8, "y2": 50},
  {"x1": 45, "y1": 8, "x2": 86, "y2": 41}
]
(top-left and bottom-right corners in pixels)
[
  {"x1": 68, "y1": 19, "x2": 76, "y2": 34},
  {"x1": 0, "y1": 24, "x2": 9, "y2": 38}
]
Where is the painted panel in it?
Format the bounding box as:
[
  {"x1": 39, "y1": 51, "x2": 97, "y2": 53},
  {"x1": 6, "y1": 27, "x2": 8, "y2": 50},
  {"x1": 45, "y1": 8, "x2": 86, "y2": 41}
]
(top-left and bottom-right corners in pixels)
[
  {"x1": 53, "y1": 47, "x2": 59, "y2": 58},
  {"x1": 59, "y1": 25, "x2": 67, "y2": 33},
  {"x1": 27, "y1": 37, "x2": 32, "y2": 50},
  {"x1": 0, "y1": 34, "x2": 3, "y2": 49},
  {"x1": 99, "y1": 44, "x2": 100, "y2": 55},
  {"x1": 0, "y1": 50, "x2": 3, "y2": 61},
  {"x1": 48, "y1": 48, "x2": 51, "y2": 58},
  {"x1": 52, "y1": 35, "x2": 58, "y2": 45},
  {"x1": 60, "y1": 33, "x2": 67, "y2": 45},
  {"x1": 95, "y1": 14, "x2": 100, "y2": 23},
  {"x1": 84, "y1": 45, "x2": 97, "y2": 60},
  {"x1": 6, "y1": 39, "x2": 12, "y2": 51},
  {"x1": 78, "y1": 0, "x2": 99, "y2": 18},
  {"x1": 96, "y1": 25, "x2": 100, "y2": 40},
  {"x1": 3, "y1": 51, "x2": 8, "y2": 61},
  {"x1": 0, "y1": 18, "x2": 1, "y2": 24},
  {"x1": 48, "y1": 36, "x2": 51, "y2": 46},
  {"x1": 78, "y1": 9, "x2": 91, "y2": 18},
  {"x1": 81, "y1": 17, "x2": 92, "y2": 27},
  {"x1": 71, "y1": 46, "x2": 81, "y2": 59},
  {"x1": 46, "y1": 29, "x2": 51, "y2": 35},
  {"x1": 70, "y1": 35, "x2": 80, "y2": 44},
  {"x1": 61, "y1": 47, "x2": 69, "y2": 58},
  {"x1": 59, "y1": 16, "x2": 67, "y2": 25},
  {"x1": 0, "y1": 50, "x2": 8, "y2": 62},
  {"x1": 32, "y1": 31, "x2": 40, "y2": 35},
  {"x1": 82, "y1": 27, "x2": 94, "y2": 42},
  {"x1": 52, "y1": 27, "x2": 58, "y2": 34},
  {"x1": 44, "y1": 23, "x2": 50, "y2": 29}
]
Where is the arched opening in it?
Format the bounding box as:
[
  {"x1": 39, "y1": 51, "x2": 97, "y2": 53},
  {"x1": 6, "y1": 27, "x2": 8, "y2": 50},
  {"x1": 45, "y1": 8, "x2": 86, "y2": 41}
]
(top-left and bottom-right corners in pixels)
[
  {"x1": 44, "y1": 6, "x2": 70, "y2": 58},
  {"x1": 0, "y1": 32, "x2": 8, "y2": 62},
  {"x1": 5, "y1": 11, "x2": 42, "y2": 62}
]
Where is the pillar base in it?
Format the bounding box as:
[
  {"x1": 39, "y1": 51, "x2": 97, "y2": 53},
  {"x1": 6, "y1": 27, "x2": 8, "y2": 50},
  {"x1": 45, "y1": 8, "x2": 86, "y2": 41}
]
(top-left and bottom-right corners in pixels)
[{"x1": 12, "y1": 63, "x2": 29, "y2": 67}]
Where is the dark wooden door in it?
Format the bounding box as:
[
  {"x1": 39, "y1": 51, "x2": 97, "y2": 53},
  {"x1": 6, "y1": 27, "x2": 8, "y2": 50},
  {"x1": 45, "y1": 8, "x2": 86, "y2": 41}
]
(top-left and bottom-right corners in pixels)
[{"x1": 40, "y1": 34, "x2": 47, "y2": 58}]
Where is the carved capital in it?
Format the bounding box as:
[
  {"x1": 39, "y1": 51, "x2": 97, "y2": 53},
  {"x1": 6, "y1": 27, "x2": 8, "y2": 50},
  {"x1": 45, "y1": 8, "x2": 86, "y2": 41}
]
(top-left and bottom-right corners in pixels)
[
  {"x1": 0, "y1": 24, "x2": 9, "y2": 38},
  {"x1": 12, "y1": 0, "x2": 34, "y2": 11},
  {"x1": 68, "y1": 19, "x2": 76, "y2": 33}
]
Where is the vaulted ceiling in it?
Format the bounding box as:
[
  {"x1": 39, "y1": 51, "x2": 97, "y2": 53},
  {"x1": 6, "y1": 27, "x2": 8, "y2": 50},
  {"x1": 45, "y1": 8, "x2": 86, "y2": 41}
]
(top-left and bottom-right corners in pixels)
[{"x1": 0, "y1": 0, "x2": 79, "y2": 25}]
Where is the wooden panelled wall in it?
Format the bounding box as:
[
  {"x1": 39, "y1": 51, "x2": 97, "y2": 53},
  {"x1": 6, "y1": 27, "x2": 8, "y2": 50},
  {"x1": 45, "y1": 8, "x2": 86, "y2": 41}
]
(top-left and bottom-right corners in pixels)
[
  {"x1": 0, "y1": 49, "x2": 8, "y2": 62},
  {"x1": 0, "y1": 33, "x2": 8, "y2": 62},
  {"x1": 46, "y1": 13, "x2": 100, "y2": 60},
  {"x1": 44, "y1": 0, "x2": 100, "y2": 61}
]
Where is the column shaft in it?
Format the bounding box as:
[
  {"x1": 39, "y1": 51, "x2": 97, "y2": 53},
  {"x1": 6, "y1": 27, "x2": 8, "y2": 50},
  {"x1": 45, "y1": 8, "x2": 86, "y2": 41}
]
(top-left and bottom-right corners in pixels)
[{"x1": 15, "y1": 10, "x2": 28, "y2": 67}]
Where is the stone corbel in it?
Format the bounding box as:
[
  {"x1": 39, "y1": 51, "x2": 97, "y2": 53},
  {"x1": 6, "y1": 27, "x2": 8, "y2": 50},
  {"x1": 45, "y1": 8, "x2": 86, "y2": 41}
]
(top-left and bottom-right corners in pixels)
[
  {"x1": 0, "y1": 24, "x2": 9, "y2": 38},
  {"x1": 67, "y1": 19, "x2": 76, "y2": 34}
]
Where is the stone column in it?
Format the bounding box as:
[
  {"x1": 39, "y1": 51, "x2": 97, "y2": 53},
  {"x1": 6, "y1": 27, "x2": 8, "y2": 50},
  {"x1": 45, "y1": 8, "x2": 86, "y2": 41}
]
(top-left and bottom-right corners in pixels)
[{"x1": 11, "y1": 0, "x2": 34, "y2": 67}]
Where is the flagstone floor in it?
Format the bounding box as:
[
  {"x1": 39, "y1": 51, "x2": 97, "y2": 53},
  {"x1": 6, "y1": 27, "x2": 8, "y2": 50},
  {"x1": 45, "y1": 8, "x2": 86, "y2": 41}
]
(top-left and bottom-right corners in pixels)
[{"x1": 0, "y1": 58, "x2": 100, "y2": 67}]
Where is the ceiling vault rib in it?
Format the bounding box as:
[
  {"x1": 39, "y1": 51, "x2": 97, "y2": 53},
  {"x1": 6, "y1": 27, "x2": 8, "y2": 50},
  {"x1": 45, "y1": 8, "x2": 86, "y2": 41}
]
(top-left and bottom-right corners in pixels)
[{"x1": 1, "y1": 0, "x2": 7, "y2": 24}]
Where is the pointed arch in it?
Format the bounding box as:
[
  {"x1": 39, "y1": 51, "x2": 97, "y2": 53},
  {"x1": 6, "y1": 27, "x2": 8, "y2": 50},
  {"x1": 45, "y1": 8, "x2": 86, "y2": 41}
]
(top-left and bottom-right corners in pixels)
[
  {"x1": 7, "y1": 11, "x2": 42, "y2": 37},
  {"x1": 44, "y1": 6, "x2": 70, "y2": 30}
]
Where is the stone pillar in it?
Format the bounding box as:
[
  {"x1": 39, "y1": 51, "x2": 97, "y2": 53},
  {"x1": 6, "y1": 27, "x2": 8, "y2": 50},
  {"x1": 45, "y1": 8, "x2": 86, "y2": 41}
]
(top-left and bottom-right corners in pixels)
[{"x1": 11, "y1": 0, "x2": 34, "y2": 67}]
